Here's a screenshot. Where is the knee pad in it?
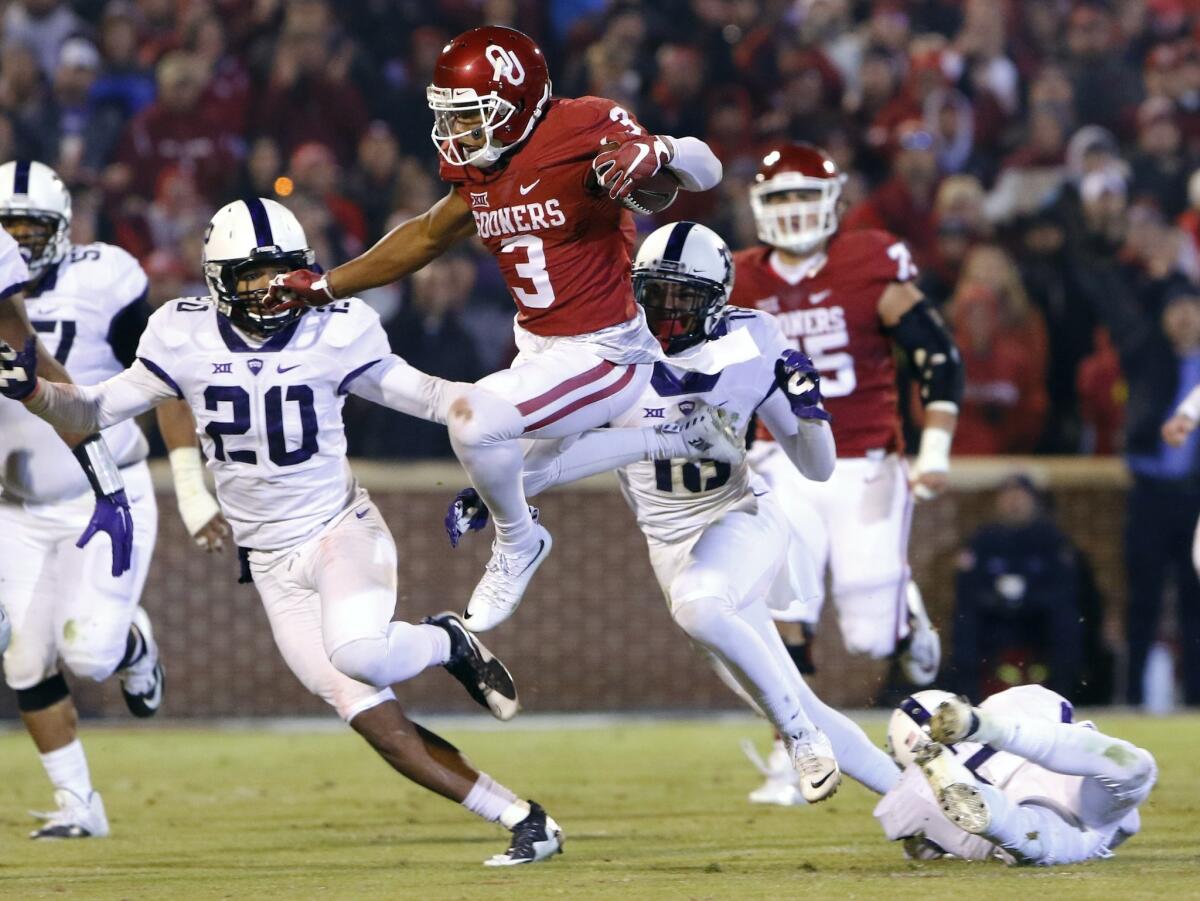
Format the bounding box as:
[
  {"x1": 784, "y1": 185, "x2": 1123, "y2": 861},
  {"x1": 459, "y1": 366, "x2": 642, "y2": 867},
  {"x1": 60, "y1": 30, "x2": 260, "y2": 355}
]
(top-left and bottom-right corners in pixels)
[
  {"x1": 447, "y1": 389, "x2": 521, "y2": 449},
  {"x1": 328, "y1": 636, "x2": 388, "y2": 687},
  {"x1": 15, "y1": 672, "x2": 70, "y2": 712}
]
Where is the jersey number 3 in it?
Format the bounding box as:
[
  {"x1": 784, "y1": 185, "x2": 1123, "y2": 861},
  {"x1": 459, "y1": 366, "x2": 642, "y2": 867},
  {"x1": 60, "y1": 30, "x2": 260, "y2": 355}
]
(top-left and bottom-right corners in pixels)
[{"x1": 204, "y1": 385, "x2": 318, "y2": 466}]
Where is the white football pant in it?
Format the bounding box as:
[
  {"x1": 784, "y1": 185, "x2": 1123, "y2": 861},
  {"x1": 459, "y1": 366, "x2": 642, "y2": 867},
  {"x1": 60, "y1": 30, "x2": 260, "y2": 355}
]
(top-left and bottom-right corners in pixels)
[{"x1": 0, "y1": 461, "x2": 156, "y2": 688}]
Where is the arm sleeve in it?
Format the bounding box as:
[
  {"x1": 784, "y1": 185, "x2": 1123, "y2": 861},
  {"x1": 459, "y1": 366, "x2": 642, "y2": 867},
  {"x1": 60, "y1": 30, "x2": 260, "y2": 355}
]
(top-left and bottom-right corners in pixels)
[
  {"x1": 755, "y1": 383, "x2": 836, "y2": 481},
  {"x1": 347, "y1": 354, "x2": 467, "y2": 424},
  {"x1": 24, "y1": 359, "x2": 176, "y2": 432},
  {"x1": 663, "y1": 136, "x2": 723, "y2": 192}
]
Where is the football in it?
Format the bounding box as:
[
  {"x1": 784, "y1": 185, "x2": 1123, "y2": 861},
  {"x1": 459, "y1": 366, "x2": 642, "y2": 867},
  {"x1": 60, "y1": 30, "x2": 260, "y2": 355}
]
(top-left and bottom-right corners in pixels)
[{"x1": 622, "y1": 169, "x2": 681, "y2": 216}]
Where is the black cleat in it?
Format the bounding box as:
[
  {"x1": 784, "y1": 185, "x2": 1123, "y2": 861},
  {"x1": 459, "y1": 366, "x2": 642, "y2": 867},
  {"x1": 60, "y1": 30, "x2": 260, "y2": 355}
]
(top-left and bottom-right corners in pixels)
[
  {"x1": 119, "y1": 608, "x2": 164, "y2": 718},
  {"x1": 484, "y1": 801, "x2": 564, "y2": 866},
  {"x1": 424, "y1": 612, "x2": 520, "y2": 721}
]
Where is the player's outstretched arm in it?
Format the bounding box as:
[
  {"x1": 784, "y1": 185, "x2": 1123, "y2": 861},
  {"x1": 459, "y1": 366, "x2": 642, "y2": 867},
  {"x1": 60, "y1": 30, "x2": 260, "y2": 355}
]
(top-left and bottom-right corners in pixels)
[
  {"x1": 758, "y1": 349, "x2": 836, "y2": 481},
  {"x1": 346, "y1": 354, "x2": 469, "y2": 424},
  {"x1": 267, "y1": 188, "x2": 478, "y2": 308},
  {"x1": 880, "y1": 281, "x2": 962, "y2": 500},
  {"x1": 156, "y1": 399, "x2": 229, "y2": 552}
]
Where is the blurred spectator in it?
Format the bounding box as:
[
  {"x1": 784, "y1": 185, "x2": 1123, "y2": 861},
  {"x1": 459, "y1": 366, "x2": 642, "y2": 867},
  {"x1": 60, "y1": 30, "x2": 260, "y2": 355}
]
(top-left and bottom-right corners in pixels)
[
  {"x1": 1180, "y1": 168, "x2": 1200, "y2": 260},
  {"x1": 843, "y1": 120, "x2": 941, "y2": 269},
  {"x1": 950, "y1": 283, "x2": 1049, "y2": 454},
  {"x1": 347, "y1": 255, "x2": 487, "y2": 458},
  {"x1": 235, "y1": 136, "x2": 283, "y2": 200},
  {"x1": 289, "y1": 142, "x2": 366, "y2": 253},
  {"x1": 1129, "y1": 97, "x2": 1192, "y2": 219},
  {"x1": 3, "y1": 0, "x2": 83, "y2": 78},
  {"x1": 1073, "y1": 264, "x2": 1200, "y2": 705},
  {"x1": 640, "y1": 44, "x2": 707, "y2": 140},
  {"x1": 0, "y1": 41, "x2": 49, "y2": 150},
  {"x1": 950, "y1": 474, "x2": 1083, "y2": 700},
  {"x1": 254, "y1": 0, "x2": 369, "y2": 165},
  {"x1": 1077, "y1": 327, "x2": 1126, "y2": 455},
  {"x1": 920, "y1": 174, "x2": 989, "y2": 302},
  {"x1": 345, "y1": 123, "x2": 403, "y2": 243},
  {"x1": 1064, "y1": 2, "x2": 1143, "y2": 136},
  {"x1": 183, "y1": 10, "x2": 252, "y2": 135},
  {"x1": 109, "y1": 50, "x2": 239, "y2": 205},
  {"x1": 90, "y1": 4, "x2": 156, "y2": 122},
  {"x1": 378, "y1": 25, "x2": 450, "y2": 156}
]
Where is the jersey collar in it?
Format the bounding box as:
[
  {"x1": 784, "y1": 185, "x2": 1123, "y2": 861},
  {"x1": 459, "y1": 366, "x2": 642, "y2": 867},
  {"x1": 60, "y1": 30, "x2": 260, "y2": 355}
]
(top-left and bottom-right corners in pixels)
[{"x1": 217, "y1": 313, "x2": 300, "y2": 353}]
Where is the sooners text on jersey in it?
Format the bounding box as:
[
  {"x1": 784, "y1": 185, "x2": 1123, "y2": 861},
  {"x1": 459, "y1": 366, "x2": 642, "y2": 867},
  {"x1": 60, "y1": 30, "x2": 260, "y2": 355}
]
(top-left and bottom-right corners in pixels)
[
  {"x1": 439, "y1": 96, "x2": 643, "y2": 338},
  {"x1": 732, "y1": 229, "x2": 916, "y2": 457}
]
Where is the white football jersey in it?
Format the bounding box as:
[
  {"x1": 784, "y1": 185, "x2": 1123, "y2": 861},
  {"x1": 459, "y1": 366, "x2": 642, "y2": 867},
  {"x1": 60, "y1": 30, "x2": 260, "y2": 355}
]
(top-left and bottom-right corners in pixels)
[
  {"x1": 135, "y1": 297, "x2": 391, "y2": 551},
  {"x1": 0, "y1": 241, "x2": 149, "y2": 503},
  {"x1": 614, "y1": 309, "x2": 793, "y2": 544}
]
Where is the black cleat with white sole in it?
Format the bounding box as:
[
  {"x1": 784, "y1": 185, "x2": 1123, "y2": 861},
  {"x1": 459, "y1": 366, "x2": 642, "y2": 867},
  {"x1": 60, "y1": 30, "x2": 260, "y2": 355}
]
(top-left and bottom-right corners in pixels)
[
  {"x1": 119, "y1": 608, "x2": 164, "y2": 718},
  {"x1": 484, "y1": 801, "x2": 564, "y2": 866},
  {"x1": 122, "y1": 660, "x2": 165, "y2": 718},
  {"x1": 424, "y1": 612, "x2": 520, "y2": 721}
]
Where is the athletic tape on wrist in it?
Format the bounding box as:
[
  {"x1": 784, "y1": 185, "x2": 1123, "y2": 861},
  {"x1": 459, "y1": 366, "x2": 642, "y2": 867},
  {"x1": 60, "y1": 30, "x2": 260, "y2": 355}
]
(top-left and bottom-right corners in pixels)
[
  {"x1": 72, "y1": 434, "x2": 125, "y2": 496},
  {"x1": 915, "y1": 426, "x2": 953, "y2": 475}
]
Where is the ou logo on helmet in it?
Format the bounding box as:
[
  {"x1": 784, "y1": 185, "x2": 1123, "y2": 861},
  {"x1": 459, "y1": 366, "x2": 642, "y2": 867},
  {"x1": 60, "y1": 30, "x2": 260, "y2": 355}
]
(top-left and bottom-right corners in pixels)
[{"x1": 485, "y1": 44, "x2": 525, "y2": 86}]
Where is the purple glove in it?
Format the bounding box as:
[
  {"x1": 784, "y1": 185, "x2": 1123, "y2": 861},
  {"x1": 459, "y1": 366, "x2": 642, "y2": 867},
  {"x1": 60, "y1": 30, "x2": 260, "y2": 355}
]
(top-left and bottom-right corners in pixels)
[
  {"x1": 77, "y1": 489, "x2": 134, "y2": 577},
  {"x1": 0, "y1": 336, "x2": 38, "y2": 401},
  {"x1": 445, "y1": 488, "x2": 490, "y2": 548},
  {"x1": 775, "y1": 349, "x2": 832, "y2": 422}
]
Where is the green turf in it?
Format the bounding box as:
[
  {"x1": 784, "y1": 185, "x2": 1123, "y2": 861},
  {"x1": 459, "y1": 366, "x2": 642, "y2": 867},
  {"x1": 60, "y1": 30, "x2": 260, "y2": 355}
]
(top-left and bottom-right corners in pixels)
[{"x1": 0, "y1": 714, "x2": 1196, "y2": 899}]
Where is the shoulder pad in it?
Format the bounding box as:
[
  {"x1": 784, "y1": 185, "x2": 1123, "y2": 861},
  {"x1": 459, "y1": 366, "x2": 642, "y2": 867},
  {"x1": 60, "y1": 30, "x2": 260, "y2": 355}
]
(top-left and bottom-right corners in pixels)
[
  {"x1": 308, "y1": 297, "x2": 382, "y2": 350},
  {"x1": 145, "y1": 296, "x2": 211, "y2": 350}
]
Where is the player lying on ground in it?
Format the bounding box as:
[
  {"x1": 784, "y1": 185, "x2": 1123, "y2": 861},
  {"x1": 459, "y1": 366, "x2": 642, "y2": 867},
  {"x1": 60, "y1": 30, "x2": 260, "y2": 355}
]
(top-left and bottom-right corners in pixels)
[
  {"x1": 0, "y1": 198, "x2": 564, "y2": 864},
  {"x1": 0, "y1": 160, "x2": 230, "y2": 838},
  {"x1": 878, "y1": 685, "x2": 1156, "y2": 865},
  {"x1": 731, "y1": 142, "x2": 964, "y2": 805},
  {"x1": 266, "y1": 25, "x2": 725, "y2": 634},
  {"x1": 449, "y1": 222, "x2": 906, "y2": 803}
]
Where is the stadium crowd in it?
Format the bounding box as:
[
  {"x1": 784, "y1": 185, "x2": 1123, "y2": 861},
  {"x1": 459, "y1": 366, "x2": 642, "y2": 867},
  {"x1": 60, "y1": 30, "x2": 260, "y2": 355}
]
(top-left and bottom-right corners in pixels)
[{"x1": 2, "y1": 0, "x2": 1198, "y2": 461}]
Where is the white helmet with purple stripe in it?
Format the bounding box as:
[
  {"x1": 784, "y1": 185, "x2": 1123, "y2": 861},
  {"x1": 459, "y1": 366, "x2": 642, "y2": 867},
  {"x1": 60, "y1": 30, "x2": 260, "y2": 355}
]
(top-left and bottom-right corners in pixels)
[
  {"x1": 886, "y1": 689, "x2": 958, "y2": 767},
  {"x1": 203, "y1": 197, "x2": 315, "y2": 337}
]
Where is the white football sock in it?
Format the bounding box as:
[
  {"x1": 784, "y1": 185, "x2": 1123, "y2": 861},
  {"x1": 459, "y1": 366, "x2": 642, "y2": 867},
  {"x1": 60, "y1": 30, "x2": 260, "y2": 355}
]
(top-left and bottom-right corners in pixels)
[
  {"x1": 461, "y1": 773, "x2": 528, "y2": 826},
  {"x1": 741, "y1": 604, "x2": 900, "y2": 794},
  {"x1": 976, "y1": 713, "x2": 1154, "y2": 787},
  {"x1": 448, "y1": 388, "x2": 536, "y2": 553},
  {"x1": 673, "y1": 595, "x2": 816, "y2": 739},
  {"x1": 40, "y1": 739, "x2": 93, "y2": 800},
  {"x1": 328, "y1": 622, "x2": 449, "y2": 688}
]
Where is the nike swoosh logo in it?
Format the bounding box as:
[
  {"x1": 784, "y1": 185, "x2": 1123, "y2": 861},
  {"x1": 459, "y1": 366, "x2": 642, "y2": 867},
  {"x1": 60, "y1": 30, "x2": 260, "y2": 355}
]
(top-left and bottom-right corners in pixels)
[
  {"x1": 752, "y1": 489, "x2": 768, "y2": 497},
  {"x1": 810, "y1": 290, "x2": 832, "y2": 304},
  {"x1": 277, "y1": 363, "x2": 301, "y2": 373},
  {"x1": 518, "y1": 540, "x2": 547, "y2": 575},
  {"x1": 519, "y1": 179, "x2": 541, "y2": 195},
  {"x1": 355, "y1": 509, "x2": 369, "y2": 519},
  {"x1": 810, "y1": 771, "x2": 835, "y2": 789}
]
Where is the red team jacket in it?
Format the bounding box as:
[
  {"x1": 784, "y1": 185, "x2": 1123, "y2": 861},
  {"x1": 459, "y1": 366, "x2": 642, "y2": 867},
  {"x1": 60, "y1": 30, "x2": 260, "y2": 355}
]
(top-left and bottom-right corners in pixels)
[
  {"x1": 439, "y1": 96, "x2": 643, "y2": 338},
  {"x1": 732, "y1": 229, "x2": 917, "y2": 458}
]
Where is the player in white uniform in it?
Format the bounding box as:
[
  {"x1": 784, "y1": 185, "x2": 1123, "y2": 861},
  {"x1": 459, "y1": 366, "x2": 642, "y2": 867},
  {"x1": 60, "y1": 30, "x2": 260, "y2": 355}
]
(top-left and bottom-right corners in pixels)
[
  {"x1": 451, "y1": 222, "x2": 908, "y2": 803},
  {"x1": 0, "y1": 197, "x2": 740, "y2": 865},
  {"x1": 877, "y1": 686, "x2": 1156, "y2": 865},
  {"x1": 0, "y1": 160, "x2": 228, "y2": 839}
]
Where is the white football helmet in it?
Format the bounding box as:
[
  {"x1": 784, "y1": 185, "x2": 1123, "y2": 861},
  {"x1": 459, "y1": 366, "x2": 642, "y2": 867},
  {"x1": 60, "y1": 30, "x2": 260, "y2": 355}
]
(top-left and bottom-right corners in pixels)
[
  {"x1": 632, "y1": 221, "x2": 733, "y2": 354},
  {"x1": 203, "y1": 198, "x2": 315, "y2": 337},
  {"x1": 0, "y1": 160, "x2": 72, "y2": 281},
  {"x1": 886, "y1": 689, "x2": 959, "y2": 767}
]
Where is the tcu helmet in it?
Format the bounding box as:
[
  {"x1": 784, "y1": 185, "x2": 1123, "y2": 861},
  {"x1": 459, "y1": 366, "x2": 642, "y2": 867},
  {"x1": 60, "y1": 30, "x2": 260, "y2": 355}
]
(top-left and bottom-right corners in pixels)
[
  {"x1": 633, "y1": 221, "x2": 733, "y2": 354},
  {"x1": 885, "y1": 689, "x2": 958, "y2": 767},
  {"x1": 0, "y1": 160, "x2": 72, "y2": 280},
  {"x1": 427, "y1": 26, "x2": 552, "y2": 168},
  {"x1": 203, "y1": 198, "x2": 316, "y2": 336},
  {"x1": 750, "y1": 143, "x2": 847, "y2": 254}
]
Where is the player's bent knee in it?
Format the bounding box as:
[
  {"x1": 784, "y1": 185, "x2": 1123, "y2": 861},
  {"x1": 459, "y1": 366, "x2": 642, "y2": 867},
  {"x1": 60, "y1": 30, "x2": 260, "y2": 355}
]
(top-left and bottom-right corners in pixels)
[
  {"x1": 340, "y1": 687, "x2": 396, "y2": 723},
  {"x1": 671, "y1": 595, "x2": 733, "y2": 645},
  {"x1": 447, "y1": 389, "x2": 522, "y2": 448},
  {"x1": 15, "y1": 672, "x2": 70, "y2": 712},
  {"x1": 60, "y1": 651, "x2": 118, "y2": 683},
  {"x1": 328, "y1": 637, "x2": 388, "y2": 688}
]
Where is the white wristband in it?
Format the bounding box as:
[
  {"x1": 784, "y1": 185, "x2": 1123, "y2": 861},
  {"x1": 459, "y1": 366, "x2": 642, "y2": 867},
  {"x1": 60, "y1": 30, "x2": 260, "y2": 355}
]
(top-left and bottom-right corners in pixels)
[
  {"x1": 914, "y1": 425, "x2": 953, "y2": 475},
  {"x1": 169, "y1": 446, "x2": 220, "y2": 538}
]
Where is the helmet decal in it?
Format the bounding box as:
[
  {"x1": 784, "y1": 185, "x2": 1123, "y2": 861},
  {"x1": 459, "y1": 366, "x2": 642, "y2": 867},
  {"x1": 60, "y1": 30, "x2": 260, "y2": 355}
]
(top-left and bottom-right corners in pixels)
[{"x1": 486, "y1": 44, "x2": 525, "y2": 85}]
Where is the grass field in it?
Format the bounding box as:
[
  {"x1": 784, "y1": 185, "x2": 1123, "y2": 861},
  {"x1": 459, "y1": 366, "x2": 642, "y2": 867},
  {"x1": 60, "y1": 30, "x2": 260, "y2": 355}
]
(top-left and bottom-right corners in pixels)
[{"x1": 0, "y1": 713, "x2": 1196, "y2": 899}]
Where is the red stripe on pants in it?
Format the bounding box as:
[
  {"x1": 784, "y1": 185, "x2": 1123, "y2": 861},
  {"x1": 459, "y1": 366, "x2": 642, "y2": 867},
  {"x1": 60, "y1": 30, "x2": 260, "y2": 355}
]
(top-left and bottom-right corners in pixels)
[
  {"x1": 524, "y1": 365, "x2": 637, "y2": 433},
  {"x1": 516, "y1": 360, "x2": 616, "y2": 417}
]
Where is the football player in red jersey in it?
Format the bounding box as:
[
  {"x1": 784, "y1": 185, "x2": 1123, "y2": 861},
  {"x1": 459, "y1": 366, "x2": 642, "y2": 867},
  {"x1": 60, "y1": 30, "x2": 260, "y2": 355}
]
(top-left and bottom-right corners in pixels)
[
  {"x1": 731, "y1": 143, "x2": 964, "y2": 805},
  {"x1": 266, "y1": 26, "x2": 723, "y2": 632}
]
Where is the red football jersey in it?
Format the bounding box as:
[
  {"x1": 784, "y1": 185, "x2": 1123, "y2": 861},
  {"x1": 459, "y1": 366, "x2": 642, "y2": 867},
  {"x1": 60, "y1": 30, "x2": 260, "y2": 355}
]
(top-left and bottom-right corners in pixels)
[
  {"x1": 439, "y1": 96, "x2": 643, "y2": 337},
  {"x1": 731, "y1": 229, "x2": 918, "y2": 457}
]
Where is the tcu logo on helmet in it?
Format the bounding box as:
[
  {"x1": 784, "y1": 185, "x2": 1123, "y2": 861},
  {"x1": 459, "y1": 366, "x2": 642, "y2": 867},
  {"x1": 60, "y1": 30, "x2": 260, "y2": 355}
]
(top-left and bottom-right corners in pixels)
[{"x1": 485, "y1": 44, "x2": 525, "y2": 85}]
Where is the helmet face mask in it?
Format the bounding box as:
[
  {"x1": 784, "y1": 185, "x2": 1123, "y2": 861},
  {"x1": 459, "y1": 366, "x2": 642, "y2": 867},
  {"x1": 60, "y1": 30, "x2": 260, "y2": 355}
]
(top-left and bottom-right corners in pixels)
[
  {"x1": 634, "y1": 270, "x2": 726, "y2": 354},
  {"x1": 1, "y1": 213, "x2": 62, "y2": 276},
  {"x1": 750, "y1": 144, "x2": 845, "y2": 255},
  {"x1": 427, "y1": 89, "x2": 519, "y2": 168}
]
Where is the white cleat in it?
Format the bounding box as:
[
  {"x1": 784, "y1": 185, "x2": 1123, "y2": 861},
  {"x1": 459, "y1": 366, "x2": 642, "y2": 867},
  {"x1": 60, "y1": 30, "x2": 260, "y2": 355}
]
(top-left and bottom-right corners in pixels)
[
  {"x1": 898, "y1": 582, "x2": 941, "y2": 686},
  {"x1": 786, "y1": 728, "x2": 841, "y2": 803},
  {"x1": 463, "y1": 524, "x2": 553, "y2": 632},
  {"x1": 928, "y1": 695, "x2": 979, "y2": 745},
  {"x1": 29, "y1": 789, "x2": 109, "y2": 839},
  {"x1": 916, "y1": 742, "x2": 991, "y2": 834},
  {"x1": 484, "y1": 802, "x2": 564, "y2": 866},
  {"x1": 672, "y1": 402, "x2": 745, "y2": 465},
  {"x1": 742, "y1": 738, "x2": 807, "y2": 806}
]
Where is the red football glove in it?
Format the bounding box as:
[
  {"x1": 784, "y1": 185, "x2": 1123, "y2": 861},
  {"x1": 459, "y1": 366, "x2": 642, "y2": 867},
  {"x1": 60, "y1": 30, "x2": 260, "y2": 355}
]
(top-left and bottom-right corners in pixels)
[
  {"x1": 592, "y1": 135, "x2": 673, "y2": 201},
  {"x1": 265, "y1": 269, "x2": 336, "y2": 312}
]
